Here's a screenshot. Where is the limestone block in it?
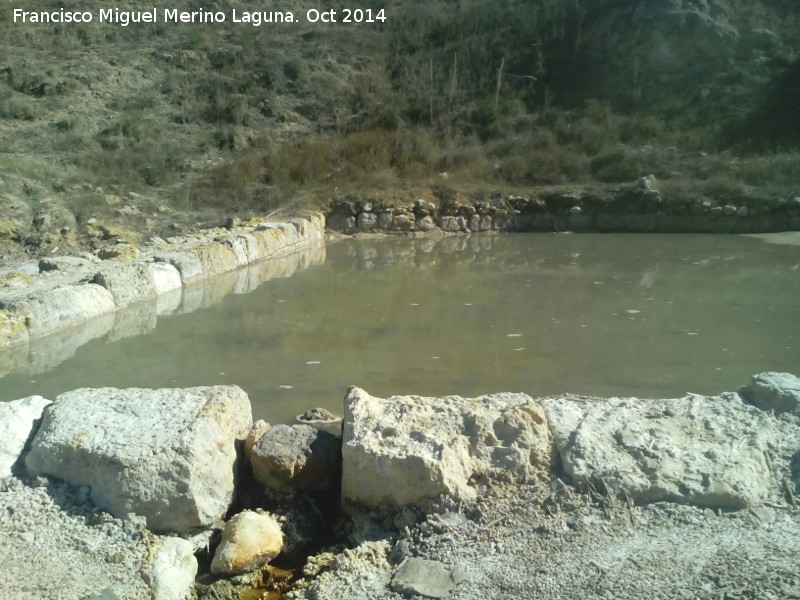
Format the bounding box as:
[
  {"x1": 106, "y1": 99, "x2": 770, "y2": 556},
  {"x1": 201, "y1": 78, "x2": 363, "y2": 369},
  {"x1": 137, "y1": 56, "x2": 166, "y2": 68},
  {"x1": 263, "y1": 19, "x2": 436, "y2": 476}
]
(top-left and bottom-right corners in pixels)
[
  {"x1": 253, "y1": 224, "x2": 289, "y2": 257},
  {"x1": 224, "y1": 233, "x2": 260, "y2": 266},
  {"x1": 542, "y1": 393, "x2": 774, "y2": 509},
  {"x1": 93, "y1": 263, "x2": 156, "y2": 307},
  {"x1": 341, "y1": 387, "x2": 551, "y2": 509},
  {"x1": 740, "y1": 371, "x2": 800, "y2": 415},
  {"x1": 210, "y1": 510, "x2": 283, "y2": 575},
  {"x1": 147, "y1": 537, "x2": 198, "y2": 600},
  {"x1": 154, "y1": 252, "x2": 204, "y2": 284},
  {"x1": 150, "y1": 262, "x2": 182, "y2": 296},
  {"x1": 0, "y1": 395, "x2": 51, "y2": 479},
  {"x1": 25, "y1": 385, "x2": 252, "y2": 535},
  {"x1": 3, "y1": 284, "x2": 116, "y2": 337},
  {"x1": 250, "y1": 424, "x2": 341, "y2": 493},
  {"x1": 189, "y1": 242, "x2": 239, "y2": 278}
]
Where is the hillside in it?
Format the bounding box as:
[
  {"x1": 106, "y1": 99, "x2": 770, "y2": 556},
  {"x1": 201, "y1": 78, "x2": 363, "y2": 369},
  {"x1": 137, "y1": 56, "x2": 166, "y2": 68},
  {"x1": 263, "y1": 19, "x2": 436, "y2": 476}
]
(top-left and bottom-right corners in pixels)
[{"x1": 1, "y1": 0, "x2": 799, "y2": 253}]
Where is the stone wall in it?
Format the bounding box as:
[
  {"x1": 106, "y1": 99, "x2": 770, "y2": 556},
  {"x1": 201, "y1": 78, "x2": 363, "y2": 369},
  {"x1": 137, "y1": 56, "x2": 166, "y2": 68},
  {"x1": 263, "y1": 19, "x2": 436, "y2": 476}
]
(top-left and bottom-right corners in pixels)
[
  {"x1": 0, "y1": 214, "x2": 325, "y2": 353},
  {"x1": 326, "y1": 184, "x2": 800, "y2": 235}
]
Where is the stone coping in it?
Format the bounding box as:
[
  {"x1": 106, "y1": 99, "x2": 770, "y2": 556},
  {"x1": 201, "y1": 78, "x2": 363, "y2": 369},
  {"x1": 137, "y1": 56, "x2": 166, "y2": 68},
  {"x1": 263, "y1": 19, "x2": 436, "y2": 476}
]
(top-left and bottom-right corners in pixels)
[{"x1": 0, "y1": 213, "x2": 325, "y2": 355}]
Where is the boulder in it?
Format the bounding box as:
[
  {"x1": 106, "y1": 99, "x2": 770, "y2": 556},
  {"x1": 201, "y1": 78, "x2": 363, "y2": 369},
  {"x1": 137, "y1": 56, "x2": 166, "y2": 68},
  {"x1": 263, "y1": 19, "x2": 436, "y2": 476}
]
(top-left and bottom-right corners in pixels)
[
  {"x1": 739, "y1": 372, "x2": 800, "y2": 415},
  {"x1": 250, "y1": 424, "x2": 341, "y2": 493},
  {"x1": 341, "y1": 387, "x2": 551, "y2": 509},
  {"x1": 542, "y1": 393, "x2": 774, "y2": 509},
  {"x1": 0, "y1": 395, "x2": 51, "y2": 479},
  {"x1": 25, "y1": 385, "x2": 252, "y2": 535},
  {"x1": 147, "y1": 536, "x2": 198, "y2": 600},
  {"x1": 210, "y1": 510, "x2": 284, "y2": 575}
]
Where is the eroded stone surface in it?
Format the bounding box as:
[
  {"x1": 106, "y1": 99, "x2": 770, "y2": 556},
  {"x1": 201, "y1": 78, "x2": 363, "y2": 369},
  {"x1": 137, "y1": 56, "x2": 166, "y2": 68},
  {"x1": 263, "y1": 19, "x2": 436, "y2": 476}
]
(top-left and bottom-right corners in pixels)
[
  {"x1": 25, "y1": 385, "x2": 252, "y2": 534},
  {"x1": 341, "y1": 387, "x2": 551, "y2": 509},
  {"x1": 542, "y1": 393, "x2": 774, "y2": 509}
]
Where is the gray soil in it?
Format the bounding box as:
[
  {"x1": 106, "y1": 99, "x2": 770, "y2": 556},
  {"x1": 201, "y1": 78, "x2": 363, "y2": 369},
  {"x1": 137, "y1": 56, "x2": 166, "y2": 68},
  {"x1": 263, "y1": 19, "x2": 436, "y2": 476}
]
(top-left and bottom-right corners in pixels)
[
  {"x1": 292, "y1": 482, "x2": 800, "y2": 600},
  {"x1": 0, "y1": 476, "x2": 155, "y2": 600}
]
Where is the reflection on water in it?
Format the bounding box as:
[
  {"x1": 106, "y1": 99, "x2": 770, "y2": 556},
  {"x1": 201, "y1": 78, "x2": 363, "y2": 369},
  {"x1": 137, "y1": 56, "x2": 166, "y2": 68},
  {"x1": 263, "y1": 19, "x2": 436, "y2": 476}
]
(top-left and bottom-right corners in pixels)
[{"x1": 1, "y1": 234, "x2": 798, "y2": 423}]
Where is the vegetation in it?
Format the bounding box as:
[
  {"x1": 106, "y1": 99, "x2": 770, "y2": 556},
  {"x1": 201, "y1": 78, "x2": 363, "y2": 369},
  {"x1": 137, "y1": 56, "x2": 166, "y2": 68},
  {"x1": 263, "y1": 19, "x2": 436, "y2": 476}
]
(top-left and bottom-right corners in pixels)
[{"x1": 1, "y1": 0, "x2": 799, "y2": 225}]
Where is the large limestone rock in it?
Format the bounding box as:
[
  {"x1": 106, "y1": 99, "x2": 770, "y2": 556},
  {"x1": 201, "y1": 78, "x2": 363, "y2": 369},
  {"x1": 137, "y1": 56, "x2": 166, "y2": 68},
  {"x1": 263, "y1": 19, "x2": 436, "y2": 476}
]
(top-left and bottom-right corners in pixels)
[
  {"x1": 250, "y1": 424, "x2": 341, "y2": 493},
  {"x1": 0, "y1": 395, "x2": 51, "y2": 479},
  {"x1": 739, "y1": 371, "x2": 800, "y2": 416},
  {"x1": 25, "y1": 386, "x2": 252, "y2": 534},
  {"x1": 542, "y1": 393, "x2": 774, "y2": 509},
  {"x1": 1, "y1": 284, "x2": 116, "y2": 338},
  {"x1": 341, "y1": 387, "x2": 551, "y2": 509},
  {"x1": 210, "y1": 510, "x2": 283, "y2": 575}
]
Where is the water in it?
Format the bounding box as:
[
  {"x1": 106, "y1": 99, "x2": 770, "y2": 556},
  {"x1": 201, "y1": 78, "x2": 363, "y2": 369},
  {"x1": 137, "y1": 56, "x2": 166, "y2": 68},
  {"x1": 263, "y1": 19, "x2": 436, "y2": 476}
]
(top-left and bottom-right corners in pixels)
[{"x1": 1, "y1": 233, "x2": 798, "y2": 423}]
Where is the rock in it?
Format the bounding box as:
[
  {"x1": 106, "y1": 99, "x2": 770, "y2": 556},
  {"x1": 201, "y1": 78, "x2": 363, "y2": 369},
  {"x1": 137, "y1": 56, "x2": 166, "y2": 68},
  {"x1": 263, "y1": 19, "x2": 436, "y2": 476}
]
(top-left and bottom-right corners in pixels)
[
  {"x1": 97, "y1": 244, "x2": 141, "y2": 260},
  {"x1": 92, "y1": 263, "x2": 157, "y2": 307},
  {"x1": 439, "y1": 216, "x2": 461, "y2": 232},
  {"x1": 150, "y1": 262, "x2": 182, "y2": 296},
  {"x1": 357, "y1": 212, "x2": 378, "y2": 230},
  {"x1": 416, "y1": 216, "x2": 437, "y2": 232},
  {"x1": 245, "y1": 420, "x2": 272, "y2": 457},
  {"x1": 154, "y1": 252, "x2": 204, "y2": 284},
  {"x1": 391, "y1": 215, "x2": 414, "y2": 231},
  {"x1": 391, "y1": 558, "x2": 456, "y2": 598},
  {"x1": 147, "y1": 537, "x2": 198, "y2": 600},
  {"x1": 297, "y1": 407, "x2": 339, "y2": 423},
  {"x1": 25, "y1": 385, "x2": 252, "y2": 535},
  {"x1": 224, "y1": 233, "x2": 261, "y2": 267},
  {"x1": 189, "y1": 242, "x2": 239, "y2": 278},
  {"x1": 38, "y1": 256, "x2": 95, "y2": 272},
  {"x1": 542, "y1": 393, "x2": 774, "y2": 509},
  {"x1": 210, "y1": 510, "x2": 283, "y2": 575},
  {"x1": 327, "y1": 213, "x2": 357, "y2": 234},
  {"x1": 0, "y1": 395, "x2": 51, "y2": 479},
  {"x1": 1, "y1": 284, "x2": 116, "y2": 338},
  {"x1": 341, "y1": 387, "x2": 551, "y2": 509},
  {"x1": 250, "y1": 424, "x2": 341, "y2": 493},
  {"x1": 739, "y1": 372, "x2": 800, "y2": 415},
  {"x1": 638, "y1": 174, "x2": 657, "y2": 191},
  {"x1": 0, "y1": 194, "x2": 33, "y2": 241}
]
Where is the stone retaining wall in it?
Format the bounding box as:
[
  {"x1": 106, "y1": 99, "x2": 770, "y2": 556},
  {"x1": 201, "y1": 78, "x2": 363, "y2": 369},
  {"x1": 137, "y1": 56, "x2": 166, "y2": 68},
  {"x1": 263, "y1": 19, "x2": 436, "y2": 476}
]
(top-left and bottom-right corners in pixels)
[
  {"x1": 326, "y1": 184, "x2": 800, "y2": 235},
  {"x1": 0, "y1": 214, "x2": 325, "y2": 352}
]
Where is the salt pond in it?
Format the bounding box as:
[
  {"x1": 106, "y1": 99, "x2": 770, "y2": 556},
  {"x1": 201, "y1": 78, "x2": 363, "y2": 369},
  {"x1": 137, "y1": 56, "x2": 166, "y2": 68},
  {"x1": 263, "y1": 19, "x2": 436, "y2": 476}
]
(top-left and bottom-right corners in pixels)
[{"x1": 1, "y1": 233, "x2": 798, "y2": 423}]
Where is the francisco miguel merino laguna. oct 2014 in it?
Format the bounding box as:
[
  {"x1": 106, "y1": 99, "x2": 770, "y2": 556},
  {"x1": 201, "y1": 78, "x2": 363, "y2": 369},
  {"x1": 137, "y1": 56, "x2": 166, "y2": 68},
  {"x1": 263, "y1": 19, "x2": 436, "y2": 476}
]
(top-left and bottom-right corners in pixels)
[{"x1": 12, "y1": 7, "x2": 386, "y2": 26}]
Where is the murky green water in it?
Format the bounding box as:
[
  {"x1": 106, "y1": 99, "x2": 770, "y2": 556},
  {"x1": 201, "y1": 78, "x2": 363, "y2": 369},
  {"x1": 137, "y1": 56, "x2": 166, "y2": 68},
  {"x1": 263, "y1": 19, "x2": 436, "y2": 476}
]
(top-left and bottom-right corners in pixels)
[{"x1": 1, "y1": 234, "x2": 798, "y2": 423}]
